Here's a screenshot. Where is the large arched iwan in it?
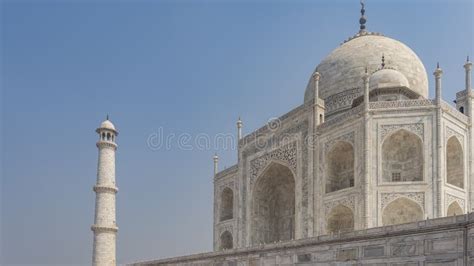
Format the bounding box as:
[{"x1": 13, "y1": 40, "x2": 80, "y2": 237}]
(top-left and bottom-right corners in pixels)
[{"x1": 251, "y1": 162, "x2": 295, "y2": 245}]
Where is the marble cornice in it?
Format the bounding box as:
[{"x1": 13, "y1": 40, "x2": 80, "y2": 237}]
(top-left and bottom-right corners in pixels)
[
  {"x1": 239, "y1": 100, "x2": 312, "y2": 145},
  {"x1": 215, "y1": 165, "x2": 238, "y2": 180}
]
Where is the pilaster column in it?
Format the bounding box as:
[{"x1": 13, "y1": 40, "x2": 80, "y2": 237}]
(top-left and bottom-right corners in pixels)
[
  {"x1": 362, "y1": 70, "x2": 371, "y2": 228},
  {"x1": 434, "y1": 64, "x2": 443, "y2": 217},
  {"x1": 465, "y1": 57, "x2": 472, "y2": 116},
  {"x1": 465, "y1": 57, "x2": 474, "y2": 211}
]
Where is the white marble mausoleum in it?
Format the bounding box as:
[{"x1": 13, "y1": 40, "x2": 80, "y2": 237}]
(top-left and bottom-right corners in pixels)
[{"x1": 90, "y1": 2, "x2": 474, "y2": 266}]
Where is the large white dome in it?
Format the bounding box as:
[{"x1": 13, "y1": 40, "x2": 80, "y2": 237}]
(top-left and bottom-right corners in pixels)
[{"x1": 304, "y1": 34, "x2": 428, "y2": 103}]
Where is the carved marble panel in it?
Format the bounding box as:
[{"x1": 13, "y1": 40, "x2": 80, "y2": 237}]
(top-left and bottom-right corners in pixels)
[
  {"x1": 381, "y1": 192, "x2": 425, "y2": 211},
  {"x1": 218, "y1": 180, "x2": 235, "y2": 195},
  {"x1": 324, "y1": 131, "x2": 355, "y2": 152},
  {"x1": 324, "y1": 195, "x2": 356, "y2": 215},
  {"x1": 249, "y1": 142, "x2": 297, "y2": 188},
  {"x1": 391, "y1": 242, "x2": 417, "y2": 256},
  {"x1": 446, "y1": 127, "x2": 464, "y2": 143},
  {"x1": 445, "y1": 193, "x2": 465, "y2": 211},
  {"x1": 217, "y1": 220, "x2": 234, "y2": 237},
  {"x1": 380, "y1": 123, "x2": 424, "y2": 141}
]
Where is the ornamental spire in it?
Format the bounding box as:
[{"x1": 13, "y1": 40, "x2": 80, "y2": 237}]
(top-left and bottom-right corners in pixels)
[
  {"x1": 434, "y1": 62, "x2": 443, "y2": 105},
  {"x1": 359, "y1": 0, "x2": 367, "y2": 32},
  {"x1": 213, "y1": 153, "x2": 219, "y2": 177},
  {"x1": 237, "y1": 116, "x2": 243, "y2": 140}
]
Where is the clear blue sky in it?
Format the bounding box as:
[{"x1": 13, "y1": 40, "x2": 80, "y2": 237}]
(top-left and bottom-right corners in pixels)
[{"x1": 1, "y1": 0, "x2": 473, "y2": 265}]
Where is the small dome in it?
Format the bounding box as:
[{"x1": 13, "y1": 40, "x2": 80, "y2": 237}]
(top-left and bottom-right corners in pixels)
[
  {"x1": 99, "y1": 120, "x2": 116, "y2": 131},
  {"x1": 369, "y1": 68, "x2": 410, "y2": 90}
]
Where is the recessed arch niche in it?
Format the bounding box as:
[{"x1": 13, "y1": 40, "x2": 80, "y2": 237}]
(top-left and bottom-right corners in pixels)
[
  {"x1": 326, "y1": 141, "x2": 354, "y2": 193},
  {"x1": 219, "y1": 231, "x2": 233, "y2": 250},
  {"x1": 446, "y1": 136, "x2": 464, "y2": 188},
  {"x1": 220, "y1": 187, "x2": 234, "y2": 221},
  {"x1": 382, "y1": 197, "x2": 423, "y2": 226},
  {"x1": 251, "y1": 162, "x2": 295, "y2": 245},
  {"x1": 382, "y1": 129, "x2": 423, "y2": 182},
  {"x1": 447, "y1": 201, "x2": 463, "y2": 216},
  {"x1": 326, "y1": 204, "x2": 354, "y2": 234}
]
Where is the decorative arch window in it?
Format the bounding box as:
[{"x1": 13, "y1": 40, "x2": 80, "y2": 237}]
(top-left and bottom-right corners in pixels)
[
  {"x1": 327, "y1": 205, "x2": 354, "y2": 234},
  {"x1": 459, "y1": 106, "x2": 464, "y2": 114},
  {"x1": 326, "y1": 141, "x2": 354, "y2": 193},
  {"x1": 219, "y1": 187, "x2": 233, "y2": 221},
  {"x1": 107, "y1": 132, "x2": 111, "y2": 141},
  {"x1": 382, "y1": 197, "x2": 423, "y2": 226},
  {"x1": 102, "y1": 132, "x2": 106, "y2": 140},
  {"x1": 382, "y1": 129, "x2": 423, "y2": 182},
  {"x1": 446, "y1": 201, "x2": 463, "y2": 216},
  {"x1": 446, "y1": 136, "x2": 464, "y2": 188},
  {"x1": 219, "y1": 231, "x2": 233, "y2": 250}
]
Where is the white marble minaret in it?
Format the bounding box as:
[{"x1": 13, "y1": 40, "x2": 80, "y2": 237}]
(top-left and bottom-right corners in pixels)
[{"x1": 92, "y1": 117, "x2": 118, "y2": 266}]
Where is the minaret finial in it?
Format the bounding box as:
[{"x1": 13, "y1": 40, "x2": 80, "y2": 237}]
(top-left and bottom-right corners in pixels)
[
  {"x1": 359, "y1": 0, "x2": 367, "y2": 32},
  {"x1": 434, "y1": 62, "x2": 443, "y2": 104},
  {"x1": 381, "y1": 54, "x2": 385, "y2": 69},
  {"x1": 467, "y1": 55, "x2": 470, "y2": 63},
  {"x1": 237, "y1": 116, "x2": 243, "y2": 140},
  {"x1": 213, "y1": 153, "x2": 219, "y2": 177},
  {"x1": 106, "y1": 114, "x2": 109, "y2": 120}
]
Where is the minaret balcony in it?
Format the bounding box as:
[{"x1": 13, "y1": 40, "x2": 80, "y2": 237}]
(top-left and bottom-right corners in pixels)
[
  {"x1": 91, "y1": 224, "x2": 118, "y2": 233},
  {"x1": 93, "y1": 185, "x2": 118, "y2": 194}
]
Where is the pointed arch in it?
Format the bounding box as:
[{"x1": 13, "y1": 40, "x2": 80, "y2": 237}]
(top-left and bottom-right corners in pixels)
[
  {"x1": 220, "y1": 187, "x2": 234, "y2": 221},
  {"x1": 326, "y1": 141, "x2": 354, "y2": 193},
  {"x1": 446, "y1": 136, "x2": 464, "y2": 188},
  {"x1": 382, "y1": 197, "x2": 423, "y2": 226},
  {"x1": 447, "y1": 201, "x2": 463, "y2": 216},
  {"x1": 327, "y1": 204, "x2": 354, "y2": 234},
  {"x1": 382, "y1": 129, "x2": 423, "y2": 182},
  {"x1": 219, "y1": 231, "x2": 233, "y2": 250},
  {"x1": 251, "y1": 161, "x2": 295, "y2": 245}
]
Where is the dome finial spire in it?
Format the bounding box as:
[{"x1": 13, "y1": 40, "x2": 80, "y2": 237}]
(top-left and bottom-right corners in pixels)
[{"x1": 359, "y1": 0, "x2": 367, "y2": 32}]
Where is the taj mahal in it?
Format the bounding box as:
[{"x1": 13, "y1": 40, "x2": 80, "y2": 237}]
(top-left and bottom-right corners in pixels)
[{"x1": 90, "y1": 2, "x2": 474, "y2": 266}]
